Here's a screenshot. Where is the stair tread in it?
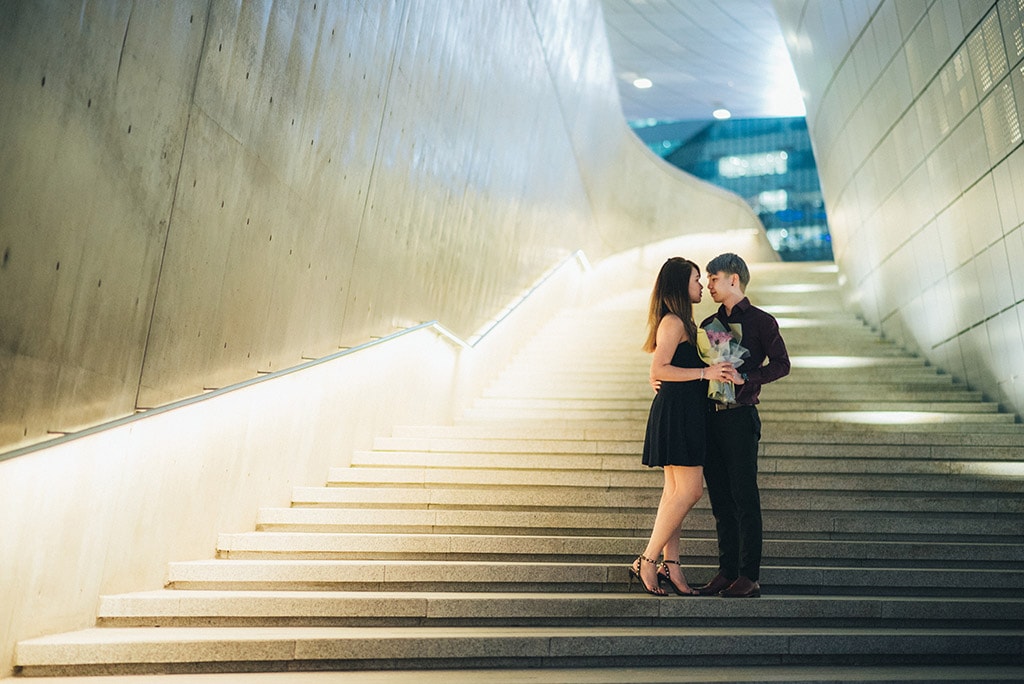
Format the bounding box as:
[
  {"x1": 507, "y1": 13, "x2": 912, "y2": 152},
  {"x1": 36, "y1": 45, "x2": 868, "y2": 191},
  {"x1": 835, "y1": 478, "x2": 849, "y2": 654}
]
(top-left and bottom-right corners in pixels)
[
  {"x1": 14, "y1": 666, "x2": 1024, "y2": 684},
  {"x1": 17, "y1": 624, "x2": 1024, "y2": 674},
  {"x1": 162, "y1": 559, "x2": 1024, "y2": 590},
  {"x1": 215, "y1": 532, "x2": 1024, "y2": 563},
  {"x1": 19, "y1": 624, "x2": 1024, "y2": 649},
  {"x1": 99, "y1": 589, "x2": 1024, "y2": 604},
  {"x1": 92, "y1": 590, "x2": 1024, "y2": 623}
]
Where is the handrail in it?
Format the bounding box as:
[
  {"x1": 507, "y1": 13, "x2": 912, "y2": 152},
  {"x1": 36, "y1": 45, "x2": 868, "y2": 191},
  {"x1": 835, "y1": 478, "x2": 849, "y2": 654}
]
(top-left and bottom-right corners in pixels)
[
  {"x1": 432, "y1": 249, "x2": 590, "y2": 349},
  {"x1": 0, "y1": 250, "x2": 591, "y2": 463}
]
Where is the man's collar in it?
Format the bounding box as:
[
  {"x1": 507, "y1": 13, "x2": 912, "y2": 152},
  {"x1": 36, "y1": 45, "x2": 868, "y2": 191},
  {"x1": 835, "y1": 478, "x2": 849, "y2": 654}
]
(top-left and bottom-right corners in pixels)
[{"x1": 718, "y1": 297, "x2": 751, "y2": 317}]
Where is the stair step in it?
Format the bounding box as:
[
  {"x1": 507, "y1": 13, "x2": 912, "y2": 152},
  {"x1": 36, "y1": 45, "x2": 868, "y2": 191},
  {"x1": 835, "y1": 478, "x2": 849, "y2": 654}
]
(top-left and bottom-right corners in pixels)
[
  {"x1": 292, "y1": 485, "x2": 1024, "y2": 516},
  {"x1": 322, "y1": 466, "x2": 1024, "y2": 497},
  {"x1": 164, "y1": 559, "x2": 1024, "y2": 596},
  {"x1": 485, "y1": 385, "x2": 983, "y2": 401},
  {"x1": 459, "y1": 407, "x2": 1021, "y2": 426},
  {"x1": 469, "y1": 398, "x2": 1002, "y2": 413},
  {"x1": 214, "y1": 532, "x2": 1024, "y2": 567},
  {"x1": 16, "y1": 625, "x2": 1024, "y2": 676},
  {"x1": 351, "y1": 450, "x2": 1024, "y2": 471},
  {"x1": 91, "y1": 590, "x2": 1024, "y2": 628},
  {"x1": 14, "y1": 665, "x2": 1024, "y2": 683},
  {"x1": 253, "y1": 507, "x2": 1023, "y2": 542},
  {"x1": 387, "y1": 423, "x2": 1024, "y2": 447},
  {"x1": 372, "y1": 428, "x2": 1024, "y2": 454},
  {"x1": 495, "y1": 358, "x2": 932, "y2": 373}
]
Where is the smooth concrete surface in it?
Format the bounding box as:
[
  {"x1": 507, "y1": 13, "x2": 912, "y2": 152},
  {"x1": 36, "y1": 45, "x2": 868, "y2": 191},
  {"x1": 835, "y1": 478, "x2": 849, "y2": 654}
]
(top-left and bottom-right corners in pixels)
[
  {"x1": 0, "y1": 0, "x2": 771, "y2": 454},
  {"x1": 774, "y1": 0, "x2": 1024, "y2": 416},
  {"x1": 0, "y1": 0, "x2": 205, "y2": 448}
]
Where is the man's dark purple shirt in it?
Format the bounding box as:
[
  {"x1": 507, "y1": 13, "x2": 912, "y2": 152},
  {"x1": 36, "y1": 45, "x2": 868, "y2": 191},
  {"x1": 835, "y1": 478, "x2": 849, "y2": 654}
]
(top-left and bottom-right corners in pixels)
[{"x1": 701, "y1": 297, "x2": 790, "y2": 405}]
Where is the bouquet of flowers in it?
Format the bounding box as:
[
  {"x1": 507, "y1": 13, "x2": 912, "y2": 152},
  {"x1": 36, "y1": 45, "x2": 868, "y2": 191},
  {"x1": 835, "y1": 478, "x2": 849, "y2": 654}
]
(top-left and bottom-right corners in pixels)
[{"x1": 697, "y1": 318, "x2": 749, "y2": 404}]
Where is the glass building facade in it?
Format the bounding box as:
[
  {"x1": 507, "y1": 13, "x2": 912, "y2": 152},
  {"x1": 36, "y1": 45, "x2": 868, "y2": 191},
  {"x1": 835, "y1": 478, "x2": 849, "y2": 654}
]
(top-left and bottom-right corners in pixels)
[{"x1": 634, "y1": 117, "x2": 834, "y2": 262}]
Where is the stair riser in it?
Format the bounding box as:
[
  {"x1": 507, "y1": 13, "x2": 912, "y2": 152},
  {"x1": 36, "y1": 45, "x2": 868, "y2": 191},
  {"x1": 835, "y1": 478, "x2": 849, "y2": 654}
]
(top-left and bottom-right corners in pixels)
[
  {"x1": 325, "y1": 470, "x2": 1024, "y2": 494},
  {"x1": 458, "y1": 409, "x2": 1020, "y2": 426},
  {"x1": 387, "y1": 425, "x2": 1024, "y2": 447},
  {"x1": 215, "y1": 537, "x2": 1024, "y2": 566},
  {"x1": 470, "y1": 399, "x2": 1001, "y2": 413},
  {"x1": 484, "y1": 387, "x2": 982, "y2": 401},
  {"x1": 370, "y1": 436, "x2": 1024, "y2": 454},
  {"x1": 163, "y1": 562, "x2": 1024, "y2": 596},
  {"x1": 294, "y1": 488, "x2": 1024, "y2": 515},
  {"x1": 351, "y1": 450, "x2": 1024, "y2": 468},
  {"x1": 254, "y1": 510, "x2": 1024, "y2": 542},
  {"x1": 161, "y1": 581, "x2": 1024, "y2": 599},
  {"x1": 17, "y1": 631, "x2": 1024, "y2": 677},
  {"x1": 95, "y1": 594, "x2": 1024, "y2": 621},
  {"x1": 402, "y1": 424, "x2": 1024, "y2": 444},
  {"x1": 93, "y1": 614, "x2": 1024, "y2": 630}
]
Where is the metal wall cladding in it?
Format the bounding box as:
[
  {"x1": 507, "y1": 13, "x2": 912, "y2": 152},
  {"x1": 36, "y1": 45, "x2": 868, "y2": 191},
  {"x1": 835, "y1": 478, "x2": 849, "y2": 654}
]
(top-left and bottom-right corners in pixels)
[
  {"x1": 1, "y1": 0, "x2": 767, "y2": 452},
  {"x1": 776, "y1": 0, "x2": 1024, "y2": 415}
]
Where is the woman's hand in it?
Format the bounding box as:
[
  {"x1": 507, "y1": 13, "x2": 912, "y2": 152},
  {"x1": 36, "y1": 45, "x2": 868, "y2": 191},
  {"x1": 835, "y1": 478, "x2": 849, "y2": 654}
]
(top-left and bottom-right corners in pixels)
[{"x1": 704, "y1": 362, "x2": 735, "y2": 382}]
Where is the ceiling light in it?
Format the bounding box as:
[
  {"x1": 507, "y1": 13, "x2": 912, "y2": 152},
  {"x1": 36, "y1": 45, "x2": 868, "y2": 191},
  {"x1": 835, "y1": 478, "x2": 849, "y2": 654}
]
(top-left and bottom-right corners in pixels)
[
  {"x1": 633, "y1": 78, "x2": 653, "y2": 89},
  {"x1": 712, "y1": 108, "x2": 731, "y2": 119}
]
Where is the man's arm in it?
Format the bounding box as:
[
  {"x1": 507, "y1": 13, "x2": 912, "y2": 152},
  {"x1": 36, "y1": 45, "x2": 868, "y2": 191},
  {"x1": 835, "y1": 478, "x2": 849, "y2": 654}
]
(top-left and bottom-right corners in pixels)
[{"x1": 746, "y1": 315, "x2": 790, "y2": 385}]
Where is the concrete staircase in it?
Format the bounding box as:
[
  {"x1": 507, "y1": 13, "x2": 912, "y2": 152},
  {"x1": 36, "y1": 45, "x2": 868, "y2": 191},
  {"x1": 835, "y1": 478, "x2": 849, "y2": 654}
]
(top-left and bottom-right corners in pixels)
[{"x1": 14, "y1": 262, "x2": 1024, "y2": 678}]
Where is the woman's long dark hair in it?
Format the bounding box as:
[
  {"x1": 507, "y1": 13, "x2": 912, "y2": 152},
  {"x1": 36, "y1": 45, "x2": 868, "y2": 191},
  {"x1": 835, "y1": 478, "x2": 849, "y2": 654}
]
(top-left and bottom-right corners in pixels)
[{"x1": 642, "y1": 257, "x2": 699, "y2": 353}]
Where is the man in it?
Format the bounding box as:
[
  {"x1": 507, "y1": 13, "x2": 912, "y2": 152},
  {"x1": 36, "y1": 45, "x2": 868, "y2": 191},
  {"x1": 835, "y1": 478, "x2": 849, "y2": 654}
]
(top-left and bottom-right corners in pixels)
[{"x1": 698, "y1": 253, "x2": 790, "y2": 598}]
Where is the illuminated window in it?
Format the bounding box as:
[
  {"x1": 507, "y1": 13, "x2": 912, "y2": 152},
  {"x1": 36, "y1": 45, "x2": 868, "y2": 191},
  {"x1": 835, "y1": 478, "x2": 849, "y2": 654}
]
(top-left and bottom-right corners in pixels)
[
  {"x1": 718, "y1": 151, "x2": 788, "y2": 178},
  {"x1": 758, "y1": 189, "x2": 788, "y2": 212}
]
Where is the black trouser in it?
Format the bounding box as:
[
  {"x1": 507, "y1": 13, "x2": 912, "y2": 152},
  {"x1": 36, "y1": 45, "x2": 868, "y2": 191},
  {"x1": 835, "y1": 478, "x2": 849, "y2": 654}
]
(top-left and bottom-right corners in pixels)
[{"x1": 705, "y1": 404, "x2": 762, "y2": 581}]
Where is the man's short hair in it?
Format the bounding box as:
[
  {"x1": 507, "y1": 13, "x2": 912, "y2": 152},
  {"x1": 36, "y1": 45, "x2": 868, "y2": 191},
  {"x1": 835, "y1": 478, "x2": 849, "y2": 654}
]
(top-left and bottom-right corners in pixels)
[{"x1": 706, "y1": 253, "x2": 750, "y2": 290}]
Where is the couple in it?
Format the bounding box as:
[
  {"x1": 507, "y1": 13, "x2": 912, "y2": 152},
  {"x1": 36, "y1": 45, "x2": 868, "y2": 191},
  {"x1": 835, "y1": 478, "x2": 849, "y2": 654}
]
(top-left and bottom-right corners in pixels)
[{"x1": 628, "y1": 253, "x2": 790, "y2": 598}]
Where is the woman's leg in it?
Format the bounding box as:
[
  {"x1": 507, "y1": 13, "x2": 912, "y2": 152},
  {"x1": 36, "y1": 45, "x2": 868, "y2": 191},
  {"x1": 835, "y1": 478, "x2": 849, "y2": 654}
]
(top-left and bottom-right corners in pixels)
[{"x1": 641, "y1": 466, "x2": 703, "y2": 588}]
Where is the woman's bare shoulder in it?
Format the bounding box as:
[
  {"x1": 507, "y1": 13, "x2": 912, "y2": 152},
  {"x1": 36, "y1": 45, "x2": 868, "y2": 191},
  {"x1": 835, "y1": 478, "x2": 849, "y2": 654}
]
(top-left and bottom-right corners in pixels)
[{"x1": 657, "y1": 314, "x2": 688, "y2": 343}]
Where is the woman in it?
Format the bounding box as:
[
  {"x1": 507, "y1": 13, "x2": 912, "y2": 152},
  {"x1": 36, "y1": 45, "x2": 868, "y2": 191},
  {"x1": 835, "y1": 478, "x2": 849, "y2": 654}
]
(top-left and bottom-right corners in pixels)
[{"x1": 629, "y1": 257, "x2": 733, "y2": 596}]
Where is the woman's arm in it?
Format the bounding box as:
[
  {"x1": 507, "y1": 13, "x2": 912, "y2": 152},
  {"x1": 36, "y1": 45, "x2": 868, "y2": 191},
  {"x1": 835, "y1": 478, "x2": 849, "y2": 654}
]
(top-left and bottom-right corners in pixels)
[
  {"x1": 649, "y1": 315, "x2": 735, "y2": 391},
  {"x1": 649, "y1": 315, "x2": 704, "y2": 384}
]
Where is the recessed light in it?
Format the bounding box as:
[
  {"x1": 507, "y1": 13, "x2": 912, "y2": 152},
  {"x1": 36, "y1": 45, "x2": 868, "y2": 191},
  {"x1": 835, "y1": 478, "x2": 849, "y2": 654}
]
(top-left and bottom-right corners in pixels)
[
  {"x1": 712, "y1": 108, "x2": 731, "y2": 119},
  {"x1": 633, "y1": 78, "x2": 653, "y2": 89}
]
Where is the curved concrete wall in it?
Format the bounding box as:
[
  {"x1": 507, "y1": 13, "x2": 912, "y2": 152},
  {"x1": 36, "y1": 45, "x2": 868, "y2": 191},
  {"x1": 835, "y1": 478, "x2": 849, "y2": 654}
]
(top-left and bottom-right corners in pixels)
[
  {"x1": 0, "y1": 0, "x2": 771, "y2": 454},
  {"x1": 775, "y1": 0, "x2": 1024, "y2": 414}
]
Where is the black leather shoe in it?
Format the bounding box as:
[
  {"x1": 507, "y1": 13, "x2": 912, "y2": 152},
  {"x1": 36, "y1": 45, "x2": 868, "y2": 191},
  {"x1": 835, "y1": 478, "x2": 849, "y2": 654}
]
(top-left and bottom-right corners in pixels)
[
  {"x1": 720, "y1": 576, "x2": 761, "y2": 598},
  {"x1": 696, "y1": 572, "x2": 734, "y2": 596}
]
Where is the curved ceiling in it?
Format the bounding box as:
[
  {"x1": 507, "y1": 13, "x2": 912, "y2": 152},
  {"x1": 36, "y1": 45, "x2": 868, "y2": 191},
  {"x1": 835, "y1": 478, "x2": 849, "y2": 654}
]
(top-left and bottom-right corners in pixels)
[{"x1": 600, "y1": 0, "x2": 806, "y2": 124}]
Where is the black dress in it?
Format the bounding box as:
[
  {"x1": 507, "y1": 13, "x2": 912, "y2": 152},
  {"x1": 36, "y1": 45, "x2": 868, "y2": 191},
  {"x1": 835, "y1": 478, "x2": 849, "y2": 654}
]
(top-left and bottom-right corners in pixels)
[{"x1": 642, "y1": 340, "x2": 708, "y2": 467}]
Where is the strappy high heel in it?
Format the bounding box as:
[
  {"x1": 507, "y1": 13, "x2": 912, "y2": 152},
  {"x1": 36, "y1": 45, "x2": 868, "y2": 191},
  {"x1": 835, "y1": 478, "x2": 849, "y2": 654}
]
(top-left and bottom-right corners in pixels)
[
  {"x1": 657, "y1": 559, "x2": 699, "y2": 596},
  {"x1": 628, "y1": 554, "x2": 667, "y2": 596}
]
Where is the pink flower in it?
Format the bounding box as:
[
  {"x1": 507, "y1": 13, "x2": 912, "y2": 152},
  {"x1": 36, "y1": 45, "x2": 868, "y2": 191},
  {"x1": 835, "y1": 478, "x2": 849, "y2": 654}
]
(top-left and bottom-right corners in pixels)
[
  {"x1": 701, "y1": 319, "x2": 749, "y2": 404},
  {"x1": 706, "y1": 330, "x2": 734, "y2": 346}
]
